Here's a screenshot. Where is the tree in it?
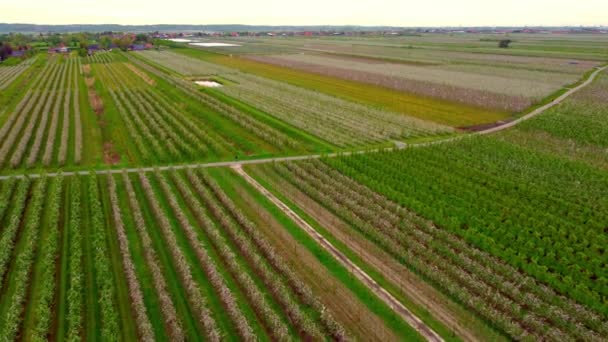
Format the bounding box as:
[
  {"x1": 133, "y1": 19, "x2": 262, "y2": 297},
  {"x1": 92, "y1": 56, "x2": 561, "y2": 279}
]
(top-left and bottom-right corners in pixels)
[
  {"x1": 0, "y1": 42, "x2": 13, "y2": 61},
  {"x1": 498, "y1": 39, "x2": 512, "y2": 48},
  {"x1": 100, "y1": 35, "x2": 112, "y2": 49},
  {"x1": 153, "y1": 39, "x2": 162, "y2": 50},
  {"x1": 48, "y1": 33, "x2": 62, "y2": 46},
  {"x1": 135, "y1": 33, "x2": 149, "y2": 43},
  {"x1": 112, "y1": 35, "x2": 134, "y2": 51}
]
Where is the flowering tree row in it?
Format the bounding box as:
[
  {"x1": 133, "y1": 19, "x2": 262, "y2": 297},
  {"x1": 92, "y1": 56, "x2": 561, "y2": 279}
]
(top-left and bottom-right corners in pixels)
[
  {"x1": 107, "y1": 173, "x2": 155, "y2": 341},
  {"x1": 0, "y1": 55, "x2": 38, "y2": 90},
  {"x1": 0, "y1": 56, "x2": 83, "y2": 169},
  {"x1": 153, "y1": 171, "x2": 255, "y2": 340},
  {"x1": 198, "y1": 170, "x2": 346, "y2": 339},
  {"x1": 82, "y1": 51, "x2": 115, "y2": 64},
  {"x1": 87, "y1": 174, "x2": 120, "y2": 340},
  {"x1": 137, "y1": 172, "x2": 221, "y2": 341},
  {"x1": 66, "y1": 176, "x2": 83, "y2": 341},
  {"x1": 136, "y1": 50, "x2": 234, "y2": 76},
  {"x1": 0, "y1": 177, "x2": 47, "y2": 340},
  {"x1": 124, "y1": 52, "x2": 300, "y2": 150},
  {"x1": 192, "y1": 169, "x2": 347, "y2": 339},
  {"x1": 97, "y1": 62, "x2": 217, "y2": 162},
  {"x1": 0, "y1": 61, "x2": 56, "y2": 166},
  {"x1": 0, "y1": 178, "x2": 17, "y2": 221},
  {"x1": 31, "y1": 176, "x2": 63, "y2": 340},
  {"x1": 222, "y1": 72, "x2": 452, "y2": 147},
  {"x1": 120, "y1": 172, "x2": 185, "y2": 340},
  {"x1": 0, "y1": 178, "x2": 31, "y2": 287}
]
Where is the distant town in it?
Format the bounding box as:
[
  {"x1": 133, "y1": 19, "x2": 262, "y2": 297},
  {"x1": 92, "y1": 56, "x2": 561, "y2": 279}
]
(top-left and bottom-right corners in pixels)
[{"x1": 1, "y1": 23, "x2": 607, "y2": 35}]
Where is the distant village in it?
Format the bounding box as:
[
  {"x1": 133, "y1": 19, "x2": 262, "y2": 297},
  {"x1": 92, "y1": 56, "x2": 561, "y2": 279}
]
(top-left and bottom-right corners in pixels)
[
  {"x1": 47, "y1": 41, "x2": 154, "y2": 55},
  {"x1": 1, "y1": 25, "x2": 606, "y2": 63},
  {"x1": 152, "y1": 26, "x2": 608, "y2": 39}
]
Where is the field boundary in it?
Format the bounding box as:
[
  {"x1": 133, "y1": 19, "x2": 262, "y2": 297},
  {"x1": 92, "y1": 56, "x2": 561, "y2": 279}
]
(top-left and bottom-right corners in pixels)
[
  {"x1": 0, "y1": 65, "x2": 604, "y2": 181},
  {"x1": 232, "y1": 165, "x2": 444, "y2": 342}
]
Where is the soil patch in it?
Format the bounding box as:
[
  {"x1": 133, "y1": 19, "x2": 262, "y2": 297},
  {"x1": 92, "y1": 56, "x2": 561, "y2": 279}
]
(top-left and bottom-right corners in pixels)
[{"x1": 103, "y1": 142, "x2": 121, "y2": 165}]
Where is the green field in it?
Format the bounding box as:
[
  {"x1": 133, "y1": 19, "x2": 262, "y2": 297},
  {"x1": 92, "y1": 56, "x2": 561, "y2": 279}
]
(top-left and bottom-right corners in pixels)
[
  {"x1": 0, "y1": 169, "x2": 427, "y2": 340},
  {"x1": 0, "y1": 32, "x2": 606, "y2": 341},
  {"x1": 173, "y1": 47, "x2": 512, "y2": 126},
  {"x1": 242, "y1": 71, "x2": 608, "y2": 340}
]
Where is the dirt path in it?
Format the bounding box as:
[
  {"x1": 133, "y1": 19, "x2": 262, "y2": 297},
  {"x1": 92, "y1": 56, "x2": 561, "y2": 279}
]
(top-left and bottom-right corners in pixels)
[
  {"x1": 232, "y1": 165, "x2": 444, "y2": 342},
  {"x1": 0, "y1": 65, "x2": 604, "y2": 182}
]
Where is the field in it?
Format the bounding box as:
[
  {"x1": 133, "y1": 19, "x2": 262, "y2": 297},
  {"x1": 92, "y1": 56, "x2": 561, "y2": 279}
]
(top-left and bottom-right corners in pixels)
[
  {"x1": 0, "y1": 56, "x2": 37, "y2": 91},
  {"x1": 0, "y1": 169, "x2": 427, "y2": 341},
  {"x1": 0, "y1": 55, "x2": 85, "y2": 168},
  {"x1": 498, "y1": 70, "x2": 608, "y2": 168},
  {"x1": 246, "y1": 52, "x2": 584, "y2": 112},
  {"x1": 0, "y1": 31, "x2": 606, "y2": 341},
  {"x1": 132, "y1": 50, "x2": 456, "y2": 147},
  {"x1": 245, "y1": 69, "x2": 608, "y2": 340},
  {"x1": 182, "y1": 34, "x2": 603, "y2": 121},
  {"x1": 173, "y1": 47, "x2": 511, "y2": 126}
]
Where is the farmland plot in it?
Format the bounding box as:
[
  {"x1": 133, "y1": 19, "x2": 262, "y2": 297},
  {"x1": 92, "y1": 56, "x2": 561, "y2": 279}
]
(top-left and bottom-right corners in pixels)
[
  {"x1": 220, "y1": 72, "x2": 453, "y2": 147},
  {"x1": 82, "y1": 51, "x2": 116, "y2": 64},
  {"x1": 248, "y1": 156, "x2": 608, "y2": 340},
  {"x1": 286, "y1": 136, "x2": 608, "y2": 339},
  {"x1": 0, "y1": 55, "x2": 84, "y2": 168},
  {"x1": 135, "y1": 50, "x2": 234, "y2": 76},
  {"x1": 0, "y1": 170, "x2": 422, "y2": 340},
  {"x1": 0, "y1": 56, "x2": 38, "y2": 91},
  {"x1": 92, "y1": 56, "x2": 319, "y2": 164},
  {"x1": 179, "y1": 47, "x2": 512, "y2": 126},
  {"x1": 247, "y1": 53, "x2": 583, "y2": 112},
  {"x1": 135, "y1": 48, "x2": 454, "y2": 146},
  {"x1": 249, "y1": 37, "x2": 603, "y2": 71},
  {"x1": 493, "y1": 70, "x2": 608, "y2": 171},
  {"x1": 124, "y1": 52, "x2": 316, "y2": 151},
  {"x1": 93, "y1": 61, "x2": 231, "y2": 162}
]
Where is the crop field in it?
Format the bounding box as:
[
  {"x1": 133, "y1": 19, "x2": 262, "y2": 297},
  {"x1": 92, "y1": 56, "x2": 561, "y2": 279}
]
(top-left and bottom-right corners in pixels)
[
  {"x1": 498, "y1": 70, "x2": 608, "y2": 168},
  {"x1": 123, "y1": 52, "x2": 328, "y2": 154},
  {"x1": 176, "y1": 47, "x2": 512, "y2": 126},
  {"x1": 184, "y1": 35, "x2": 603, "y2": 119},
  {"x1": 244, "y1": 68, "x2": 608, "y2": 338},
  {"x1": 134, "y1": 49, "x2": 454, "y2": 147},
  {"x1": 0, "y1": 31, "x2": 606, "y2": 342},
  {"x1": 229, "y1": 35, "x2": 607, "y2": 64},
  {"x1": 0, "y1": 55, "x2": 84, "y2": 168},
  {"x1": 0, "y1": 50, "x2": 340, "y2": 171},
  {"x1": 218, "y1": 72, "x2": 454, "y2": 147},
  {"x1": 246, "y1": 53, "x2": 582, "y2": 112},
  {"x1": 0, "y1": 169, "x2": 424, "y2": 341},
  {"x1": 246, "y1": 137, "x2": 608, "y2": 340},
  {"x1": 0, "y1": 56, "x2": 37, "y2": 91},
  {"x1": 135, "y1": 50, "x2": 234, "y2": 76}
]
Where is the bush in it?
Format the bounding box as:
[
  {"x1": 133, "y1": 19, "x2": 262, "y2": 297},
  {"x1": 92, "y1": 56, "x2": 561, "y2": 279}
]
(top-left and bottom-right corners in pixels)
[{"x1": 498, "y1": 39, "x2": 512, "y2": 48}]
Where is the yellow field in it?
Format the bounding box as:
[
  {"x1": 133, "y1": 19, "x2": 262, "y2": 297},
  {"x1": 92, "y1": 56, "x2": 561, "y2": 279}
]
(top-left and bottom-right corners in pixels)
[{"x1": 204, "y1": 54, "x2": 511, "y2": 127}]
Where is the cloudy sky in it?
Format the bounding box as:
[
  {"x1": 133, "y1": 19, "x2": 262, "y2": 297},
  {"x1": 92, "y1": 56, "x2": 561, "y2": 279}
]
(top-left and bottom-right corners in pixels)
[{"x1": 3, "y1": 0, "x2": 607, "y2": 26}]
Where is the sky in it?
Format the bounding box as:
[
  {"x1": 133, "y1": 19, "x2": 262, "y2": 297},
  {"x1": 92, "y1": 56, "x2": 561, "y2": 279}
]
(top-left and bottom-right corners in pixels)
[{"x1": 3, "y1": 0, "x2": 608, "y2": 27}]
